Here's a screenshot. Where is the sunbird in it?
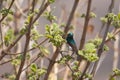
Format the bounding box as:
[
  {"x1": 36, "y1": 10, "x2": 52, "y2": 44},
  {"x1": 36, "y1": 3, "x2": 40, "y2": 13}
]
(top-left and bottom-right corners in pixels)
[{"x1": 66, "y1": 32, "x2": 78, "y2": 56}]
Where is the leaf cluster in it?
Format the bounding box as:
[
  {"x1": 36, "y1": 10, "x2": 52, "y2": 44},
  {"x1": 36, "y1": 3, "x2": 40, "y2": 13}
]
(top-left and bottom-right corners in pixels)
[
  {"x1": 28, "y1": 63, "x2": 47, "y2": 80},
  {"x1": 78, "y1": 38, "x2": 109, "y2": 62},
  {"x1": 101, "y1": 13, "x2": 120, "y2": 28},
  {"x1": 45, "y1": 23, "x2": 65, "y2": 46}
]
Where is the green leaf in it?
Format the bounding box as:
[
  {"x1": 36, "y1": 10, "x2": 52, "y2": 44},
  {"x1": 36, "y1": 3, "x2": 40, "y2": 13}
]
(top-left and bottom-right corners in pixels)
[
  {"x1": 72, "y1": 71, "x2": 81, "y2": 80},
  {"x1": 43, "y1": 10, "x2": 57, "y2": 22},
  {"x1": 48, "y1": 0, "x2": 55, "y2": 3},
  {"x1": 28, "y1": 75, "x2": 37, "y2": 80},
  {"x1": 4, "y1": 29, "x2": 15, "y2": 46},
  {"x1": 39, "y1": 46, "x2": 50, "y2": 56},
  {"x1": 45, "y1": 34, "x2": 53, "y2": 39},
  {"x1": 11, "y1": 59, "x2": 20, "y2": 66},
  {"x1": 107, "y1": 33, "x2": 116, "y2": 41},
  {"x1": 6, "y1": 14, "x2": 13, "y2": 21},
  {"x1": 30, "y1": 63, "x2": 37, "y2": 73},
  {"x1": 16, "y1": 54, "x2": 23, "y2": 60},
  {"x1": 113, "y1": 68, "x2": 120, "y2": 75},
  {"x1": 81, "y1": 13, "x2": 86, "y2": 18},
  {"x1": 103, "y1": 45, "x2": 109, "y2": 51},
  {"x1": 0, "y1": 8, "x2": 13, "y2": 16},
  {"x1": 37, "y1": 68, "x2": 47, "y2": 76},
  {"x1": 45, "y1": 23, "x2": 65, "y2": 46},
  {"x1": 78, "y1": 40, "x2": 99, "y2": 62},
  {"x1": 84, "y1": 43, "x2": 96, "y2": 53},
  {"x1": 84, "y1": 73, "x2": 92, "y2": 79},
  {"x1": 90, "y1": 12, "x2": 96, "y2": 18},
  {"x1": 27, "y1": 72, "x2": 35, "y2": 79},
  {"x1": 117, "y1": 13, "x2": 120, "y2": 19},
  {"x1": 72, "y1": 61, "x2": 79, "y2": 70},
  {"x1": 31, "y1": 29, "x2": 42, "y2": 41},
  {"x1": 32, "y1": 43, "x2": 37, "y2": 48},
  {"x1": 20, "y1": 27, "x2": 27, "y2": 35},
  {"x1": 57, "y1": 55, "x2": 72, "y2": 64},
  {"x1": 100, "y1": 17, "x2": 108, "y2": 23},
  {"x1": 27, "y1": 54, "x2": 31, "y2": 60}
]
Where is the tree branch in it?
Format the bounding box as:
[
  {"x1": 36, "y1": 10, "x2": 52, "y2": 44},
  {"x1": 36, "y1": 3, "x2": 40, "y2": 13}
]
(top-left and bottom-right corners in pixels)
[
  {"x1": 0, "y1": 0, "x2": 49, "y2": 61},
  {"x1": 0, "y1": 0, "x2": 15, "y2": 52},
  {"x1": 79, "y1": 0, "x2": 92, "y2": 50},
  {"x1": 0, "y1": 0, "x2": 15, "y2": 22},
  {"x1": 63, "y1": 0, "x2": 80, "y2": 37},
  {"x1": 90, "y1": 0, "x2": 115, "y2": 78},
  {"x1": 77, "y1": 0, "x2": 92, "y2": 79},
  {"x1": 15, "y1": 0, "x2": 35, "y2": 79},
  {"x1": 44, "y1": 0, "x2": 80, "y2": 80}
]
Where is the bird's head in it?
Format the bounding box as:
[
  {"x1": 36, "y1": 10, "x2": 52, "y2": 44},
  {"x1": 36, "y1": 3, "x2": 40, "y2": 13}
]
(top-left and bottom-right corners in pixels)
[{"x1": 67, "y1": 32, "x2": 74, "y2": 38}]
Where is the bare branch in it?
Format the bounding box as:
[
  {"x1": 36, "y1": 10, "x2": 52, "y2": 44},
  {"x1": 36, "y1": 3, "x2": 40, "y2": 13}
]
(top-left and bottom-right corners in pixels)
[
  {"x1": 64, "y1": 0, "x2": 80, "y2": 37},
  {"x1": 79, "y1": 0, "x2": 92, "y2": 50}
]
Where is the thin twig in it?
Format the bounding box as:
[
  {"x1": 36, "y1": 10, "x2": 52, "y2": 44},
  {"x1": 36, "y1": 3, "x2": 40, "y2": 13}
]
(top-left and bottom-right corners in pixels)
[
  {"x1": 32, "y1": 1, "x2": 50, "y2": 24},
  {"x1": 91, "y1": 21, "x2": 111, "y2": 79},
  {"x1": 0, "y1": 0, "x2": 15, "y2": 49},
  {"x1": 39, "y1": 0, "x2": 46, "y2": 11},
  {"x1": 15, "y1": 0, "x2": 35, "y2": 79},
  {"x1": 9, "y1": 55, "x2": 17, "y2": 75},
  {"x1": 77, "y1": 1, "x2": 92, "y2": 74},
  {"x1": 14, "y1": 0, "x2": 27, "y2": 17},
  {"x1": 63, "y1": 0, "x2": 80, "y2": 38},
  {"x1": 79, "y1": 0, "x2": 92, "y2": 50},
  {"x1": 22, "y1": 53, "x2": 40, "y2": 72},
  {"x1": 26, "y1": 38, "x2": 48, "y2": 52},
  {"x1": 0, "y1": 0, "x2": 15, "y2": 22},
  {"x1": 44, "y1": 48, "x2": 60, "y2": 80},
  {"x1": 14, "y1": 1, "x2": 32, "y2": 19},
  {"x1": 7, "y1": 38, "x2": 48, "y2": 56},
  {"x1": 8, "y1": 38, "x2": 48, "y2": 56},
  {"x1": 105, "y1": 29, "x2": 120, "y2": 43},
  {"x1": 0, "y1": 34, "x2": 23, "y2": 61},
  {"x1": 79, "y1": 62, "x2": 90, "y2": 80},
  {"x1": 60, "y1": 52, "x2": 74, "y2": 73},
  {"x1": 0, "y1": 56, "x2": 18, "y2": 65}
]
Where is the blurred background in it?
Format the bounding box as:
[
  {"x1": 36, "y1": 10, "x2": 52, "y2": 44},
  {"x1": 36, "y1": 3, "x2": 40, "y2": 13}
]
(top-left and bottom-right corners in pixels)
[
  {"x1": 53, "y1": 1, "x2": 120, "y2": 80},
  {"x1": 41, "y1": 0, "x2": 120, "y2": 79},
  {"x1": 0, "y1": 0, "x2": 120, "y2": 80}
]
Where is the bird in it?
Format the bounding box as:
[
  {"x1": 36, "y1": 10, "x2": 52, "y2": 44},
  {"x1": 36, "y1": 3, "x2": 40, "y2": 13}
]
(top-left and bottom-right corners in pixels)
[{"x1": 66, "y1": 32, "x2": 78, "y2": 56}]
